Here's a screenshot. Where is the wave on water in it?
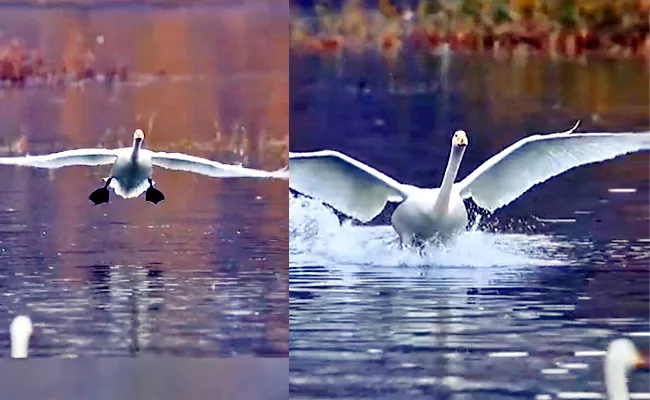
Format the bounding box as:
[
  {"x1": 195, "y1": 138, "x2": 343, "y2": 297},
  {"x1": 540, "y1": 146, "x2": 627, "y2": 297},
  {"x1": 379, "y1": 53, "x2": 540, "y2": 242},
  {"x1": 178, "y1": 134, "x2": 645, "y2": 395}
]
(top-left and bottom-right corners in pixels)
[{"x1": 290, "y1": 195, "x2": 574, "y2": 269}]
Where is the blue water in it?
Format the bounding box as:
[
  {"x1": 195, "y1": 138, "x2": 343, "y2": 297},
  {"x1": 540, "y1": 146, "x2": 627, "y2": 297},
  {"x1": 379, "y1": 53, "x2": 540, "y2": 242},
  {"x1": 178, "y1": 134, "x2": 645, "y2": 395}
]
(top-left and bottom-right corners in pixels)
[{"x1": 289, "y1": 51, "x2": 650, "y2": 398}]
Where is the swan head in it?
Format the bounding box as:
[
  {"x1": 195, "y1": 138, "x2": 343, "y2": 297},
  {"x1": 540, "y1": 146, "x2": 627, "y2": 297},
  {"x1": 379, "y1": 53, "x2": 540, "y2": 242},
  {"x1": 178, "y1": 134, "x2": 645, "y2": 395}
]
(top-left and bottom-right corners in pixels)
[
  {"x1": 452, "y1": 130, "x2": 468, "y2": 148},
  {"x1": 133, "y1": 129, "x2": 145, "y2": 146},
  {"x1": 605, "y1": 338, "x2": 649, "y2": 399},
  {"x1": 10, "y1": 315, "x2": 33, "y2": 359},
  {"x1": 606, "y1": 338, "x2": 649, "y2": 372}
]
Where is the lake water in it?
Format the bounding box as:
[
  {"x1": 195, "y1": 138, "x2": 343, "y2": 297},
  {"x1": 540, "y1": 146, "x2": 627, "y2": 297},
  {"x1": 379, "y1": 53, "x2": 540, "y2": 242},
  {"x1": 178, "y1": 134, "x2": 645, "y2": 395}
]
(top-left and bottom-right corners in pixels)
[
  {"x1": 0, "y1": 2, "x2": 289, "y2": 359},
  {"x1": 289, "y1": 50, "x2": 650, "y2": 398}
]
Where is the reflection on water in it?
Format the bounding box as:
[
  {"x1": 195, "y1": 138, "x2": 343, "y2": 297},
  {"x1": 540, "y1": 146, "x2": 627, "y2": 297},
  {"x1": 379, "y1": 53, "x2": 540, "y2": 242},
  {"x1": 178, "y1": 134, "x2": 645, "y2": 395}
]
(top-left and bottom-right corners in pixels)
[
  {"x1": 1, "y1": 259, "x2": 286, "y2": 357},
  {"x1": 0, "y1": 3, "x2": 288, "y2": 358},
  {"x1": 290, "y1": 51, "x2": 649, "y2": 147},
  {"x1": 289, "y1": 52, "x2": 649, "y2": 397}
]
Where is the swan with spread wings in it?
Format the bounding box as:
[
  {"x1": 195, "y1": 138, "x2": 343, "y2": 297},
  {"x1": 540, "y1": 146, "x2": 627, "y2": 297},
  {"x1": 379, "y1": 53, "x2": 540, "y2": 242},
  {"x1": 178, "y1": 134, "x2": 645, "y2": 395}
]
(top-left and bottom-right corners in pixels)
[
  {"x1": 289, "y1": 122, "x2": 650, "y2": 246},
  {"x1": 0, "y1": 129, "x2": 288, "y2": 205}
]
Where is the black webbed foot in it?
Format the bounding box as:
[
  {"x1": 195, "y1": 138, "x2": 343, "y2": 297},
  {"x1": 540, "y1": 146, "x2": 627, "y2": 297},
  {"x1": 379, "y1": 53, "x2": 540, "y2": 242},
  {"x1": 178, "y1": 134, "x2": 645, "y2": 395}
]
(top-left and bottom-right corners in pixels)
[
  {"x1": 145, "y1": 179, "x2": 165, "y2": 204},
  {"x1": 89, "y1": 177, "x2": 113, "y2": 205},
  {"x1": 89, "y1": 187, "x2": 110, "y2": 205}
]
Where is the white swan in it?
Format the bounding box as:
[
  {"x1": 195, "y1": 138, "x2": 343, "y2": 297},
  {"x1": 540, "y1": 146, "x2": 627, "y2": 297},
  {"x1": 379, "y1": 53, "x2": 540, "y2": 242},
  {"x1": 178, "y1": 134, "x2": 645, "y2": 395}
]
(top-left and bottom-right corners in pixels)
[
  {"x1": 605, "y1": 338, "x2": 649, "y2": 400},
  {"x1": 0, "y1": 129, "x2": 288, "y2": 205},
  {"x1": 289, "y1": 122, "x2": 650, "y2": 246},
  {"x1": 10, "y1": 315, "x2": 33, "y2": 359}
]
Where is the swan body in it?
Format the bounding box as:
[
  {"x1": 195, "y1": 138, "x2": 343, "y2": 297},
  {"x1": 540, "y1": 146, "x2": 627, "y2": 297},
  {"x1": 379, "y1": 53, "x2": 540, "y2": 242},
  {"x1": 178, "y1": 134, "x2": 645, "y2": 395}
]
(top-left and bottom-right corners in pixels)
[
  {"x1": 0, "y1": 129, "x2": 288, "y2": 204},
  {"x1": 605, "y1": 338, "x2": 649, "y2": 400},
  {"x1": 10, "y1": 315, "x2": 32, "y2": 359},
  {"x1": 289, "y1": 122, "x2": 650, "y2": 246},
  {"x1": 105, "y1": 145, "x2": 154, "y2": 198},
  {"x1": 391, "y1": 187, "x2": 468, "y2": 245}
]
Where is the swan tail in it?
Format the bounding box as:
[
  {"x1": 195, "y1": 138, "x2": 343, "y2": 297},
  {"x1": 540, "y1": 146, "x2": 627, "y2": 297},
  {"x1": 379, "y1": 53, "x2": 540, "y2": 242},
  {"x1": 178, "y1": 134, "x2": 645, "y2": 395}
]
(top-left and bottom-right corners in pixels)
[{"x1": 109, "y1": 179, "x2": 150, "y2": 199}]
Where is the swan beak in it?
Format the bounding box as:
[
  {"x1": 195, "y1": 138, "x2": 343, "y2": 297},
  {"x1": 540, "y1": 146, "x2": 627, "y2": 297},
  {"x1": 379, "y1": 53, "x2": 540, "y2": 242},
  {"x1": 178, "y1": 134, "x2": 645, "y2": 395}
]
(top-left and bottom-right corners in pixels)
[
  {"x1": 636, "y1": 350, "x2": 650, "y2": 370},
  {"x1": 453, "y1": 130, "x2": 468, "y2": 147}
]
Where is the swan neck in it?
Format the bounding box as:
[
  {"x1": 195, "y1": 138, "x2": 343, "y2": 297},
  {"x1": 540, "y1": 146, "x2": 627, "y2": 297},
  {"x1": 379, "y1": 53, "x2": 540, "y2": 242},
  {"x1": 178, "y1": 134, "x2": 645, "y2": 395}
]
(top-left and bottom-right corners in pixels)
[
  {"x1": 605, "y1": 359, "x2": 629, "y2": 400},
  {"x1": 433, "y1": 145, "x2": 465, "y2": 213},
  {"x1": 10, "y1": 335, "x2": 29, "y2": 358},
  {"x1": 131, "y1": 140, "x2": 142, "y2": 160}
]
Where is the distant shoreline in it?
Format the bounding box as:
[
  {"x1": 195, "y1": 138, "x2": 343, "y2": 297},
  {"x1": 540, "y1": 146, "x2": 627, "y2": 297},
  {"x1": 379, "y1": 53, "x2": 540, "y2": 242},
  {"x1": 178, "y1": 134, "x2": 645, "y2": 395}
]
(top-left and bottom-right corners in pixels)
[{"x1": 291, "y1": 1, "x2": 650, "y2": 62}]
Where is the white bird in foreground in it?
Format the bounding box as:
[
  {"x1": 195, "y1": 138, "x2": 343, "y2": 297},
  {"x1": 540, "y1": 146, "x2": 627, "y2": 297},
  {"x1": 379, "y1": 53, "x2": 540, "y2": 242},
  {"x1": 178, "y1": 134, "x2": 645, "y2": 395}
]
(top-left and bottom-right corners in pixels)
[
  {"x1": 289, "y1": 122, "x2": 650, "y2": 246},
  {"x1": 605, "y1": 338, "x2": 649, "y2": 400},
  {"x1": 0, "y1": 129, "x2": 288, "y2": 205},
  {"x1": 9, "y1": 315, "x2": 33, "y2": 359}
]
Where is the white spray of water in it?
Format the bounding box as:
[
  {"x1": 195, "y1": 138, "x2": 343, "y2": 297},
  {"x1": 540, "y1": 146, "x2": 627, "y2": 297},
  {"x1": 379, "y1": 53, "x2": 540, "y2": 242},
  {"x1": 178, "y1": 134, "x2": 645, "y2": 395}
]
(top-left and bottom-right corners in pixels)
[{"x1": 290, "y1": 195, "x2": 571, "y2": 269}]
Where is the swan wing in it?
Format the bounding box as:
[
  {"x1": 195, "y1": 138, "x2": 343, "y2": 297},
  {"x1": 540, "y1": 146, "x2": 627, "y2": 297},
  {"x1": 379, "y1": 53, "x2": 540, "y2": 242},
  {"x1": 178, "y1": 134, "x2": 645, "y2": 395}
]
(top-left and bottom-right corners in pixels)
[
  {"x1": 0, "y1": 148, "x2": 119, "y2": 169},
  {"x1": 457, "y1": 125, "x2": 650, "y2": 212},
  {"x1": 289, "y1": 150, "x2": 410, "y2": 222},
  {"x1": 150, "y1": 151, "x2": 288, "y2": 179}
]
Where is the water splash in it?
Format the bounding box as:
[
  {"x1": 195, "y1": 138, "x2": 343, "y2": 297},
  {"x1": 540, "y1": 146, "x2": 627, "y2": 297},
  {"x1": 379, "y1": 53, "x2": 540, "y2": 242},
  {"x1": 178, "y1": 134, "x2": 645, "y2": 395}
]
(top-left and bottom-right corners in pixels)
[{"x1": 290, "y1": 195, "x2": 571, "y2": 268}]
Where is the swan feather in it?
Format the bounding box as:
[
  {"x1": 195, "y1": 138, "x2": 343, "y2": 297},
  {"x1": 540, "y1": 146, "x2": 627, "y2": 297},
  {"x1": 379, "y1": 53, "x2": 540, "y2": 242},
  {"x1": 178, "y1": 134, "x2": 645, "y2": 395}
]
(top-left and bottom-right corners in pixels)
[
  {"x1": 289, "y1": 150, "x2": 410, "y2": 222},
  {"x1": 0, "y1": 148, "x2": 118, "y2": 169},
  {"x1": 457, "y1": 128, "x2": 650, "y2": 212},
  {"x1": 150, "y1": 151, "x2": 288, "y2": 179}
]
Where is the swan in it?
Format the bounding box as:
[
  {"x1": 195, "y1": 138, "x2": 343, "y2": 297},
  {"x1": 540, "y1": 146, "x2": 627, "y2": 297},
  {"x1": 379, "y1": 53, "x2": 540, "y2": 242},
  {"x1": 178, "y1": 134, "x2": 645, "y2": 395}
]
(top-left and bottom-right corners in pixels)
[
  {"x1": 0, "y1": 129, "x2": 288, "y2": 205},
  {"x1": 10, "y1": 315, "x2": 32, "y2": 359},
  {"x1": 289, "y1": 122, "x2": 650, "y2": 246},
  {"x1": 605, "y1": 338, "x2": 649, "y2": 400}
]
